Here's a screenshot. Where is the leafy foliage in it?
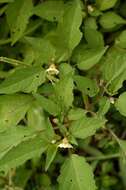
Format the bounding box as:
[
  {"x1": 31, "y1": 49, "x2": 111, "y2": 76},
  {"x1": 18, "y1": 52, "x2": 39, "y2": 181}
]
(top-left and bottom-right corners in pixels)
[{"x1": 0, "y1": 0, "x2": 126, "y2": 189}]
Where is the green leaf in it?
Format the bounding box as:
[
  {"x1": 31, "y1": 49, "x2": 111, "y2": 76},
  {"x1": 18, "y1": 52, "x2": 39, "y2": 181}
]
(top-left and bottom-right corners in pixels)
[
  {"x1": 96, "y1": 0, "x2": 118, "y2": 11},
  {"x1": 97, "y1": 97, "x2": 110, "y2": 116},
  {"x1": 0, "y1": 94, "x2": 33, "y2": 132},
  {"x1": 45, "y1": 144, "x2": 58, "y2": 171},
  {"x1": 99, "y1": 12, "x2": 126, "y2": 31},
  {"x1": 69, "y1": 115, "x2": 106, "y2": 139},
  {"x1": 34, "y1": 0, "x2": 65, "y2": 22},
  {"x1": 73, "y1": 44, "x2": 107, "y2": 70},
  {"x1": 115, "y1": 30, "x2": 126, "y2": 49},
  {"x1": 0, "y1": 133, "x2": 48, "y2": 172},
  {"x1": 58, "y1": 154, "x2": 96, "y2": 190},
  {"x1": 68, "y1": 108, "x2": 86, "y2": 121},
  {"x1": 74, "y1": 75, "x2": 99, "y2": 97},
  {"x1": 84, "y1": 17, "x2": 104, "y2": 48},
  {"x1": 47, "y1": 0, "x2": 82, "y2": 61},
  {"x1": 0, "y1": 125, "x2": 35, "y2": 159},
  {"x1": 54, "y1": 75, "x2": 74, "y2": 110},
  {"x1": 115, "y1": 92, "x2": 126, "y2": 117},
  {"x1": 6, "y1": 0, "x2": 33, "y2": 44},
  {"x1": 34, "y1": 93, "x2": 61, "y2": 116},
  {"x1": 0, "y1": 66, "x2": 45, "y2": 94},
  {"x1": 102, "y1": 46, "x2": 126, "y2": 95},
  {"x1": 27, "y1": 103, "x2": 46, "y2": 130},
  {"x1": 24, "y1": 37, "x2": 56, "y2": 64}
]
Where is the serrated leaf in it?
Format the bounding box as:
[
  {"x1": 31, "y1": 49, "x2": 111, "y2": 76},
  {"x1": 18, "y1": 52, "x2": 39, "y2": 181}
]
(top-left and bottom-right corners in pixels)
[
  {"x1": 99, "y1": 12, "x2": 126, "y2": 31},
  {"x1": 96, "y1": 0, "x2": 118, "y2": 11},
  {"x1": 34, "y1": 0, "x2": 65, "y2": 22},
  {"x1": 102, "y1": 46, "x2": 126, "y2": 95},
  {"x1": 73, "y1": 44, "x2": 107, "y2": 70},
  {"x1": 47, "y1": 0, "x2": 82, "y2": 61},
  {"x1": 115, "y1": 92, "x2": 126, "y2": 117},
  {"x1": 58, "y1": 154, "x2": 96, "y2": 190},
  {"x1": 0, "y1": 125, "x2": 35, "y2": 159},
  {"x1": 0, "y1": 66, "x2": 45, "y2": 94},
  {"x1": 34, "y1": 93, "x2": 61, "y2": 116},
  {"x1": 54, "y1": 75, "x2": 74, "y2": 110},
  {"x1": 74, "y1": 75, "x2": 99, "y2": 97},
  {"x1": 0, "y1": 94, "x2": 33, "y2": 132},
  {"x1": 24, "y1": 37, "x2": 56, "y2": 64},
  {"x1": 45, "y1": 144, "x2": 58, "y2": 171},
  {"x1": 69, "y1": 115, "x2": 106, "y2": 139},
  {"x1": 6, "y1": 0, "x2": 33, "y2": 44},
  {"x1": 0, "y1": 133, "x2": 48, "y2": 172}
]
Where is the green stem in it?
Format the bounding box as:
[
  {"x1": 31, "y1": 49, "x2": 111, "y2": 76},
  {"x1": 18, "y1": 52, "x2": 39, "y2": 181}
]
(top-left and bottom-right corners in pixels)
[
  {"x1": 0, "y1": 57, "x2": 28, "y2": 67},
  {"x1": 86, "y1": 153, "x2": 121, "y2": 161}
]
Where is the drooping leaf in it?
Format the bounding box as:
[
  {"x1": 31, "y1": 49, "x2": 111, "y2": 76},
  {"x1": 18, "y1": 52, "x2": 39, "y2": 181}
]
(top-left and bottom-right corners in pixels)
[
  {"x1": 58, "y1": 154, "x2": 96, "y2": 190},
  {"x1": 0, "y1": 94, "x2": 33, "y2": 132},
  {"x1": 6, "y1": 0, "x2": 33, "y2": 44},
  {"x1": 0, "y1": 65, "x2": 46, "y2": 94},
  {"x1": 34, "y1": 0, "x2": 65, "y2": 22},
  {"x1": 115, "y1": 92, "x2": 126, "y2": 117},
  {"x1": 69, "y1": 115, "x2": 106, "y2": 139}
]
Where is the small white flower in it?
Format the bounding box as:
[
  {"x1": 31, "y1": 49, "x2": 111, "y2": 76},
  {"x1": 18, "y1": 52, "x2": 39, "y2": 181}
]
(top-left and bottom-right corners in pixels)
[
  {"x1": 110, "y1": 97, "x2": 115, "y2": 104},
  {"x1": 58, "y1": 138, "x2": 73, "y2": 149},
  {"x1": 51, "y1": 139, "x2": 56, "y2": 144},
  {"x1": 46, "y1": 64, "x2": 59, "y2": 75},
  {"x1": 88, "y1": 5, "x2": 94, "y2": 12}
]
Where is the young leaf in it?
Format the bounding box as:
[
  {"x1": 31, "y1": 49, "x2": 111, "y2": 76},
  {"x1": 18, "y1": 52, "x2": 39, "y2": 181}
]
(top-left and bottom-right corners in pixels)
[
  {"x1": 6, "y1": 0, "x2": 33, "y2": 44},
  {"x1": 45, "y1": 144, "x2": 58, "y2": 171},
  {"x1": 73, "y1": 44, "x2": 107, "y2": 70},
  {"x1": 96, "y1": 0, "x2": 118, "y2": 11},
  {"x1": 99, "y1": 12, "x2": 126, "y2": 31},
  {"x1": 0, "y1": 133, "x2": 48, "y2": 172},
  {"x1": 97, "y1": 97, "x2": 110, "y2": 116},
  {"x1": 0, "y1": 94, "x2": 33, "y2": 132},
  {"x1": 74, "y1": 75, "x2": 99, "y2": 97},
  {"x1": 34, "y1": 93, "x2": 61, "y2": 116},
  {"x1": 58, "y1": 154, "x2": 96, "y2": 190},
  {"x1": 0, "y1": 66, "x2": 46, "y2": 94},
  {"x1": 115, "y1": 92, "x2": 126, "y2": 117},
  {"x1": 34, "y1": 0, "x2": 65, "y2": 22},
  {"x1": 54, "y1": 75, "x2": 74, "y2": 110},
  {"x1": 69, "y1": 115, "x2": 106, "y2": 139}
]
